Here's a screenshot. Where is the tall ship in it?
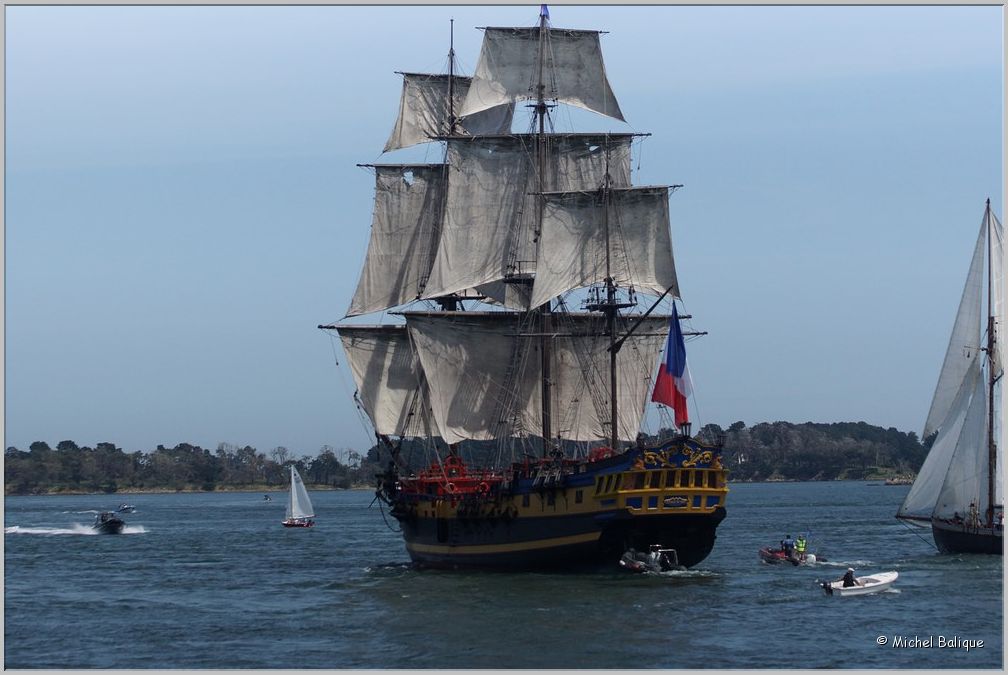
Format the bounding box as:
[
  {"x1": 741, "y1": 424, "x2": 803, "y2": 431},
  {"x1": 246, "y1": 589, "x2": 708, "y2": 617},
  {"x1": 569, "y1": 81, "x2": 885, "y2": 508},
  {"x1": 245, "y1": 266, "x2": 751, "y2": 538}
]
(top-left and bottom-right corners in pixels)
[
  {"x1": 320, "y1": 7, "x2": 728, "y2": 570},
  {"x1": 897, "y1": 200, "x2": 1003, "y2": 554}
]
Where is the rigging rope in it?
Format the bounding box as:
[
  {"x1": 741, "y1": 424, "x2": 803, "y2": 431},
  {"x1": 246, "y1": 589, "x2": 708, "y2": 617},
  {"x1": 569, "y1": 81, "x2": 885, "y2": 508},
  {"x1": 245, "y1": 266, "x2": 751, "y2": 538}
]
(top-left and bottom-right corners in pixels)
[{"x1": 896, "y1": 518, "x2": 940, "y2": 551}]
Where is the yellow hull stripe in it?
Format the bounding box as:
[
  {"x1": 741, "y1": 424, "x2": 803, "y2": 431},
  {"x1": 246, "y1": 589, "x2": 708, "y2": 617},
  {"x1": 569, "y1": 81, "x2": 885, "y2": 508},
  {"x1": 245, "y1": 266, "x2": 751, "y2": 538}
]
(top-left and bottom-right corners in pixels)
[{"x1": 406, "y1": 531, "x2": 600, "y2": 556}]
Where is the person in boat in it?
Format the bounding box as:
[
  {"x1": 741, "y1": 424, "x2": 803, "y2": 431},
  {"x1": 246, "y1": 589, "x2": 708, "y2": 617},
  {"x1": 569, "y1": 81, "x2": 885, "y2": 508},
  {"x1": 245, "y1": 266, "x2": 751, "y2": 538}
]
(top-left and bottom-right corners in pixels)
[
  {"x1": 781, "y1": 534, "x2": 795, "y2": 556},
  {"x1": 794, "y1": 534, "x2": 807, "y2": 561},
  {"x1": 648, "y1": 544, "x2": 662, "y2": 568},
  {"x1": 967, "y1": 501, "x2": 980, "y2": 529},
  {"x1": 841, "y1": 567, "x2": 862, "y2": 587},
  {"x1": 952, "y1": 511, "x2": 963, "y2": 525}
]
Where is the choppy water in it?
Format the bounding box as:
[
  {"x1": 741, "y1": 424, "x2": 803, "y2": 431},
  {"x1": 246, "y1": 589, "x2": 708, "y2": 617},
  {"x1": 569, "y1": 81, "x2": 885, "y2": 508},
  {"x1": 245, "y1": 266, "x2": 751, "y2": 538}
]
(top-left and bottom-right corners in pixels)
[{"x1": 4, "y1": 481, "x2": 1002, "y2": 668}]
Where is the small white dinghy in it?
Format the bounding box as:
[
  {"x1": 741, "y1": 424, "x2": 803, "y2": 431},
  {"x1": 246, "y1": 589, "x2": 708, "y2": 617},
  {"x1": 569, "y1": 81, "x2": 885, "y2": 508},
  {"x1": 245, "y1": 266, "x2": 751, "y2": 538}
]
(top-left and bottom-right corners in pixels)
[{"x1": 821, "y1": 571, "x2": 898, "y2": 597}]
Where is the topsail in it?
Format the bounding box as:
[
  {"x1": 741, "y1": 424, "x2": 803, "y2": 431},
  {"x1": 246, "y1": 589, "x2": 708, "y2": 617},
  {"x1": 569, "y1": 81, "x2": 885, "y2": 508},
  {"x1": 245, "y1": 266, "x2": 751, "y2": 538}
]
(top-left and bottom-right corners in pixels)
[
  {"x1": 346, "y1": 164, "x2": 446, "y2": 317},
  {"x1": 384, "y1": 73, "x2": 514, "y2": 152},
  {"x1": 420, "y1": 134, "x2": 633, "y2": 308},
  {"x1": 531, "y1": 186, "x2": 679, "y2": 308}
]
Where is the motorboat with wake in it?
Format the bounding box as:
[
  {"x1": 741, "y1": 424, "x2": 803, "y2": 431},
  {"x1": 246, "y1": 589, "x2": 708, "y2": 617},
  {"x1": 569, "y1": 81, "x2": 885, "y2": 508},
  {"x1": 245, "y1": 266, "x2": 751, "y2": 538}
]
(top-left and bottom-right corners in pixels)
[
  {"x1": 758, "y1": 546, "x2": 824, "y2": 565},
  {"x1": 619, "y1": 545, "x2": 684, "y2": 573},
  {"x1": 821, "y1": 570, "x2": 898, "y2": 597},
  {"x1": 117, "y1": 503, "x2": 136, "y2": 513},
  {"x1": 93, "y1": 511, "x2": 125, "y2": 534}
]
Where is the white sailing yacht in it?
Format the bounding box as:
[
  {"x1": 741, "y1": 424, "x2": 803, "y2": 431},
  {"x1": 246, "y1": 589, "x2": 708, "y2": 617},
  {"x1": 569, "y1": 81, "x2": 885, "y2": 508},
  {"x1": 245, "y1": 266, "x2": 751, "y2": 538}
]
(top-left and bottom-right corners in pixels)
[
  {"x1": 897, "y1": 200, "x2": 1003, "y2": 554},
  {"x1": 282, "y1": 466, "x2": 315, "y2": 528}
]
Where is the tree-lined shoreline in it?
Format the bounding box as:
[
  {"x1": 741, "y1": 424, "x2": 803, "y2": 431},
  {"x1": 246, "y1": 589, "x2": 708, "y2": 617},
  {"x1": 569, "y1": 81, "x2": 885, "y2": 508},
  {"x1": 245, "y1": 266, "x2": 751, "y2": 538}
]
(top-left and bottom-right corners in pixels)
[{"x1": 5, "y1": 420, "x2": 928, "y2": 496}]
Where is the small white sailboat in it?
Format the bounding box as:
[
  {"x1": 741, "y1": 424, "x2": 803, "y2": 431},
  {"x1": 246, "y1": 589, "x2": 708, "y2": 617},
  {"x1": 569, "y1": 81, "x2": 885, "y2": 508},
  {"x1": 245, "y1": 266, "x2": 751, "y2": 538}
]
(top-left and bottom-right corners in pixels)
[{"x1": 282, "y1": 466, "x2": 315, "y2": 528}]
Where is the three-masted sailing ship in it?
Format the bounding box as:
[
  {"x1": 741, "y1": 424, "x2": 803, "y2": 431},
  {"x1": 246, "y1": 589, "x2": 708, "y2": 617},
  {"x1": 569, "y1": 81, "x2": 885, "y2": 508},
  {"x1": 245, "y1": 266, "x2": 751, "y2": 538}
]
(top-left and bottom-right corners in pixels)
[
  {"x1": 897, "y1": 200, "x2": 1003, "y2": 554},
  {"x1": 321, "y1": 8, "x2": 728, "y2": 570}
]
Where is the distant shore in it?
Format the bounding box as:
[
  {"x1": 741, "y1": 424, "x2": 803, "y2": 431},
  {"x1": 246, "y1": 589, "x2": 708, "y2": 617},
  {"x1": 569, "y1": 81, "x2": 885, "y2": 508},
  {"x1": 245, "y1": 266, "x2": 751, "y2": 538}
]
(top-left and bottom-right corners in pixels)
[
  {"x1": 7, "y1": 478, "x2": 915, "y2": 497},
  {"x1": 6, "y1": 485, "x2": 375, "y2": 497}
]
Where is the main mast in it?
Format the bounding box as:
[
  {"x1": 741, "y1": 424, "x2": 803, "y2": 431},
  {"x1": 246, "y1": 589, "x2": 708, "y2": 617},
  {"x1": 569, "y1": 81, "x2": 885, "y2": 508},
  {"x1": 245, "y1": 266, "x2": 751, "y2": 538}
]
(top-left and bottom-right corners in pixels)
[
  {"x1": 536, "y1": 5, "x2": 553, "y2": 455},
  {"x1": 603, "y1": 147, "x2": 619, "y2": 450}
]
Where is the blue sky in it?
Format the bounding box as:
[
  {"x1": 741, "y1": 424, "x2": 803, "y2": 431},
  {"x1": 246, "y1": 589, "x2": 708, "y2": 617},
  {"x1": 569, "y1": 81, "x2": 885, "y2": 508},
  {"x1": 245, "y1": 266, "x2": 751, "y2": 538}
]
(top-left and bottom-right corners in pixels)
[{"x1": 5, "y1": 5, "x2": 1003, "y2": 456}]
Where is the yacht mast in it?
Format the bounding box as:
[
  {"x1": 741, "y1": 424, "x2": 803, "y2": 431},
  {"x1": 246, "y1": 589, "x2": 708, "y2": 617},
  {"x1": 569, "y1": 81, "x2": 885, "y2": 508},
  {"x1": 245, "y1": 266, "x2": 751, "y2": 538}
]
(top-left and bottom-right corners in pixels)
[
  {"x1": 986, "y1": 197, "x2": 997, "y2": 525},
  {"x1": 536, "y1": 5, "x2": 553, "y2": 455}
]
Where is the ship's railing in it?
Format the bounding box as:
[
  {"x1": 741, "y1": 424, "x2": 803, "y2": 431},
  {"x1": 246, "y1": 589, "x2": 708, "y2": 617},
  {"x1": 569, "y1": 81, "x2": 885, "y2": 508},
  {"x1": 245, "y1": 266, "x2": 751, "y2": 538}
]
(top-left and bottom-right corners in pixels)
[{"x1": 593, "y1": 467, "x2": 728, "y2": 513}]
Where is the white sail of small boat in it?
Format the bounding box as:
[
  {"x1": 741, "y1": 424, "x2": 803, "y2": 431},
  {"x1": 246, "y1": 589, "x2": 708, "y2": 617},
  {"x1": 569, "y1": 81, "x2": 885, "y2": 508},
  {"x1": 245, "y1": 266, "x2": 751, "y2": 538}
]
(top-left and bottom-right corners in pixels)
[
  {"x1": 897, "y1": 200, "x2": 1003, "y2": 554},
  {"x1": 282, "y1": 466, "x2": 315, "y2": 528}
]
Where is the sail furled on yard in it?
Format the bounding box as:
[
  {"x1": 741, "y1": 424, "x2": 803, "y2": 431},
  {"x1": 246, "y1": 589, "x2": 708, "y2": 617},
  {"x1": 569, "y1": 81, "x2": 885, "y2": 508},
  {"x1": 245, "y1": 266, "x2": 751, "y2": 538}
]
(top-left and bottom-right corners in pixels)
[
  {"x1": 460, "y1": 27, "x2": 624, "y2": 122},
  {"x1": 384, "y1": 73, "x2": 515, "y2": 152},
  {"x1": 531, "y1": 186, "x2": 679, "y2": 308},
  {"x1": 922, "y1": 217, "x2": 988, "y2": 439},
  {"x1": 421, "y1": 134, "x2": 633, "y2": 308},
  {"x1": 898, "y1": 358, "x2": 983, "y2": 521},
  {"x1": 346, "y1": 165, "x2": 446, "y2": 317},
  {"x1": 336, "y1": 325, "x2": 438, "y2": 438},
  {"x1": 405, "y1": 312, "x2": 667, "y2": 445}
]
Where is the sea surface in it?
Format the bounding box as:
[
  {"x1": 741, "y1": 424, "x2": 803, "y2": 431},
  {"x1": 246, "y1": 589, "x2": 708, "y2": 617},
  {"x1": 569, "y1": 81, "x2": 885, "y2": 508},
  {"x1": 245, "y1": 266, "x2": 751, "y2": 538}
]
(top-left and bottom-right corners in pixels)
[{"x1": 4, "y1": 481, "x2": 1003, "y2": 669}]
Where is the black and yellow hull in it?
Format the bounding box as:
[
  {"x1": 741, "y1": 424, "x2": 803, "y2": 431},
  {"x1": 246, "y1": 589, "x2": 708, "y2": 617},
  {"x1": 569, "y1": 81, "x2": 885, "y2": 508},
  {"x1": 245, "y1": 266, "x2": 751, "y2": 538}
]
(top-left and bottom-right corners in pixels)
[{"x1": 386, "y1": 440, "x2": 729, "y2": 570}]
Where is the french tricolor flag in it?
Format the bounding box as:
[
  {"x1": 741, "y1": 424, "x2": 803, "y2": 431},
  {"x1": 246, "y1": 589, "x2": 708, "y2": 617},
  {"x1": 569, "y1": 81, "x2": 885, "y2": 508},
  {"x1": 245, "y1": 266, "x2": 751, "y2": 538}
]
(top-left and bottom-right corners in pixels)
[{"x1": 651, "y1": 303, "x2": 693, "y2": 426}]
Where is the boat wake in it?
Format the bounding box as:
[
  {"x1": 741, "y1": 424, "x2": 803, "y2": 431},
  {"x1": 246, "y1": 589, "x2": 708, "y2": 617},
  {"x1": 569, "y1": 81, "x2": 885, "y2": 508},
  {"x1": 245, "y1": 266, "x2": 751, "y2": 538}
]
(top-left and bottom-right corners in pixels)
[
  {"x1": 632, "y1": 568, "x2": 720, "y2": 579},
  {"x1": 6, "y1": 524, "x2": 99, "y2": 536},
  {"x1": 5, "y1": 524, "x2": 147, "y2": 535},
  {"x1": 816, "y1": 559, "x2": 874, "y2": 569}
]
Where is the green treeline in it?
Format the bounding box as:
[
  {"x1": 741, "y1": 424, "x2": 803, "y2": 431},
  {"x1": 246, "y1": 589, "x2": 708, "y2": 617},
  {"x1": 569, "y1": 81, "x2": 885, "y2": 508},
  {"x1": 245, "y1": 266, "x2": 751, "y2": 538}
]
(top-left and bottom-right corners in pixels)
[
  {"x1": 4, "y1": 420, "x2": 929, "y2": 495},
  {"x1": 692, "y1": 420, "x2": 928, "y2": 481},
  {"x1": 4, "y1": 441, "x2": 377, "y2": 495}
]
